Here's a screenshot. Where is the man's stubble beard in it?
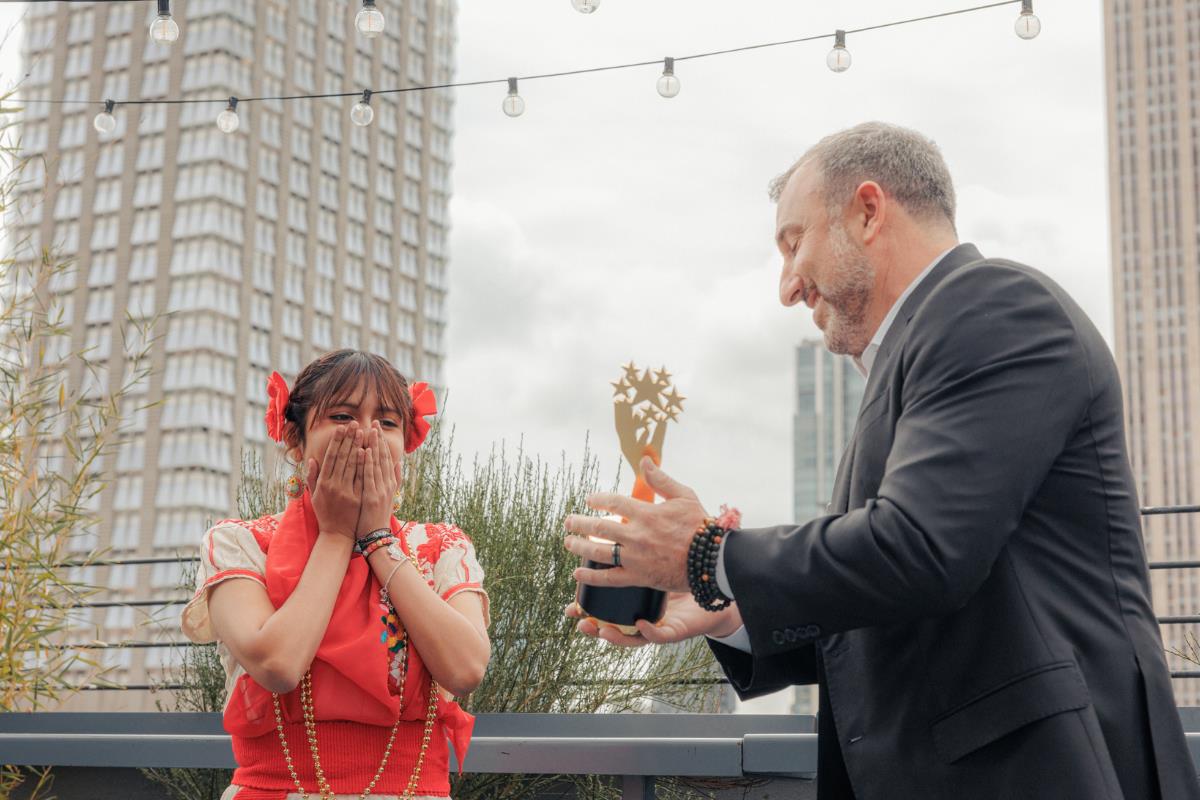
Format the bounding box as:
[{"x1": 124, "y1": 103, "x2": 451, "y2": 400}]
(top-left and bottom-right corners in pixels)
[{"x1": 821, "y1": 222, "x2": 876, "y2": 357}]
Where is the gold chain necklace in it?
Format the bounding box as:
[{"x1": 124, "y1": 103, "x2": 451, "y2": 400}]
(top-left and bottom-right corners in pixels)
[{"x1": 271, "y1": 617, "x2": 441, "y2": 799}]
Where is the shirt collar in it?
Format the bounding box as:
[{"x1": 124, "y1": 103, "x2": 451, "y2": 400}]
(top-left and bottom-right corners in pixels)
[{"x1": 853, "y1": 247, "x2": 955, "y2": 378}]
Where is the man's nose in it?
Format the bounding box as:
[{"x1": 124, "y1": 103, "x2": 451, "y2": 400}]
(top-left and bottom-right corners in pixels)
[{"x1": 780, "y1": 273, "x2": 802, "y2": 307}]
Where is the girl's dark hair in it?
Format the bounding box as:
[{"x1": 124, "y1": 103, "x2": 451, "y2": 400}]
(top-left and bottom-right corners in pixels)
[{"x1": 282, "y1": 349, "x2": 415, "y2": 455}]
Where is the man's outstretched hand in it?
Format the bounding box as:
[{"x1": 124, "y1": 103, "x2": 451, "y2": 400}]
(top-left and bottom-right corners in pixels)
[
  {"x1": 564, "y1": 457, "x2": 706, "y2": 594},
  {"x1": 564, "y1": 591, "x2": 743, "y2": 648}
]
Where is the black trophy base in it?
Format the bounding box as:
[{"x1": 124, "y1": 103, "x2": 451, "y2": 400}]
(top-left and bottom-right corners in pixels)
[{"x1": 577, "y1": 560, "x2": 667, "y2": 635}]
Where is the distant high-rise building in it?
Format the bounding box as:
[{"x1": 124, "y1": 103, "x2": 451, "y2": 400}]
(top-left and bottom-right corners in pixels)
[
  {"x1": 1104, "y1": 0, "x2": 1200, "y2": 702},
  {"x1": 790, "y1": 339, "x2": 865, "y2": 715},
  {"x1": 15, "y1": 0, "x2": 456, "y2": 709},
  {"x1": 793, "y1": 339, "x2": 866, "y2": 523}
]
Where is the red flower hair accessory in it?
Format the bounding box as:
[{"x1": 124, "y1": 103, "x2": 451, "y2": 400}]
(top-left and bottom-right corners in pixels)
[
  {"x1": 265, "y1": 371, "x2": 290, "y2": 443},
  {"x1": 405, "y1": 381, "x2": 437, "y2": 453}
]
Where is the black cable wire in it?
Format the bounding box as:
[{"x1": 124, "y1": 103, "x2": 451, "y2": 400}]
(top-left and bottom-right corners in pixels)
[{"x1": 21, "y1": 0, "x2": 1024, "y2": 109}]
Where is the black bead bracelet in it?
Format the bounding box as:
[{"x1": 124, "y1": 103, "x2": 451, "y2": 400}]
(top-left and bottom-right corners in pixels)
[{"x1": 687, "y1": 518, "x2": 733, "y2": 612}]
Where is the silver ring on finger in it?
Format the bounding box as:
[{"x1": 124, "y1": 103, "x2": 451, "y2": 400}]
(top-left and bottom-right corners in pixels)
[{"x1": 611, "y1": 541, "x2": 622, "y2": 567}]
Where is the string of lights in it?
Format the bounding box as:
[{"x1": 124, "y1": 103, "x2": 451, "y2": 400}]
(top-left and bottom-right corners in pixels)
[{"x1": 19, "y1": 0, "x2": 1042, "y2": 135}]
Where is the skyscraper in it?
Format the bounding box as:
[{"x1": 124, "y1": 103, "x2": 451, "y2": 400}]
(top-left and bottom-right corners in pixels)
[
  {"x1": 1104, "y1": 0, "x2": 1200, "y2": 702},
  {"x1": 790, "y1": 338, "x2": 865, "y2": 714},
  {"x1": 793, "y1": 339, "x2": 866, "y2": 523},
  {"x1": 15, "y1": 0, "x2": 455, "y2": 709}
]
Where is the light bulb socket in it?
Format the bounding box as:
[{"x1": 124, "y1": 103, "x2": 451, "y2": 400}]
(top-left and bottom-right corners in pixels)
[
  {"x1": 363, "y1": 0, "x2": 378, "y2": 6},
  {"x1": 103, "y1": 99, "x2": 115, "y2": 114},
  {"x1": 227, "y1": 96, "x2": 238, "y2": 112},
  {"x1": 507, "y1": 77, "x2": 519, "y2": 96},
  {"x1": 1021, "y1": 0, "x2": 1033, "y2": 12},
  {"x1": 834, "y1": 29, "x2": 847, "y2": 49},
  {"x1": 157, "y1": 0, "x2": 170, "y2": 16},
  {"x1": 663, "y1": 57, "x2": 675, "y2": 76},
  {"x1": 361, "y1": 89, "x2": 373, "y2": 105}
]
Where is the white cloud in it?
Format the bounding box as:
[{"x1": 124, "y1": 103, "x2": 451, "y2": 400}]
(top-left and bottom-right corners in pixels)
[
  {"x1": 442, "y1": 2, "x2": 1108, "y2": 711},
  {"x1": 445, "y1": 0, "x2": 1108, "y2": 513}
]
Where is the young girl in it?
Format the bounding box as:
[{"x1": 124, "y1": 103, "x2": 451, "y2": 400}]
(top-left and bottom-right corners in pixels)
[{"x1": 181, "y1": 349, "x2": 490, "y2": 800}]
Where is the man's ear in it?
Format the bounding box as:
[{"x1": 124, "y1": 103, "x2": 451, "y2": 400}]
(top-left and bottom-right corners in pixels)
[{"x1": 855, "y1": 180, "x2": 886, "y2": 245}]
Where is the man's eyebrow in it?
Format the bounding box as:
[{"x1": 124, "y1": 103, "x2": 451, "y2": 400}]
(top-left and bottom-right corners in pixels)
[{"x1": 775, "y1": 222, "x2": 804, "y2": 247}]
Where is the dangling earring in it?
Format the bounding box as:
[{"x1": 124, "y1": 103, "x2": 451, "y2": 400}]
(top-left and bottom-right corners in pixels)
[
  {"x1": 285, "y1": 467, "x2": 305, "y2": 498},
  {"x1": 392, "y1": 491, "x2": 403, "y2": 517}
]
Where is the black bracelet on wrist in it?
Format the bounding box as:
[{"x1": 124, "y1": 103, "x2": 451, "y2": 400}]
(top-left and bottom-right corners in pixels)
[
  {"x1": 354, "y1": 527, "x2": 393, "y2": 554},
  {"x1": 687, "y1": 518, "x2": 734, "y2": 612}
]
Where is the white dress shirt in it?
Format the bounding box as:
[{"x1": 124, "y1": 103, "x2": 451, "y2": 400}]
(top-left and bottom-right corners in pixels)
[{"x1": 708, "y1": 248, "x2": 953, "y2": 653}]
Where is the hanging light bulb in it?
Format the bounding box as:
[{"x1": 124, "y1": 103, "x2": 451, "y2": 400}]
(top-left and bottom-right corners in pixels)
[
  {"x1": 351, "y1": 89, "x2": 375, "y2": 126},
  {"x1": 657, "y1": 57, "x2": 680, "y2": 98},
  {"x1": 1014, "y1": 0, "x2": 1041, "y2": 39},
  {"x1": 216, "y1": 97, "x2": 240, "y2": 133},
  {"x1": 571, "y1": 0, "x2": 601, "y2": 13},
  {"x1": 355, "y1": 0, "x2": 386, "y2": 38},
  {"x1": 149, "y1": 0, "x2": 180, "y2": 45},
  {"x1": 93, "y1": 99, "x2": 117, "y2": 135},
  {"x1": 826, "y1": 29, "x2": 851, "y2": 72},
  {"x1": 502, "y1": 77, "x2": 525, "y2": 118}
]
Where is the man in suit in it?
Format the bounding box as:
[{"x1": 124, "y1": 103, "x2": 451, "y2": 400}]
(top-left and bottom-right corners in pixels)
[{"x1": 564, "y1": 122, "x2": 1199, "y2": 799}]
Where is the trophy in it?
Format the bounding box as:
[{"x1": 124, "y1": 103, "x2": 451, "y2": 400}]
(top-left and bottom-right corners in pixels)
[{"x1": 575, "y1": 362, "x2": 686, "y2": 635}]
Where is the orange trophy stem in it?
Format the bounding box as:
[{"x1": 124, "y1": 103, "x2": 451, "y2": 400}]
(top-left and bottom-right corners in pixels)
[{"x1": 631, "y1": 445, "x2": 661, "y2": 504}]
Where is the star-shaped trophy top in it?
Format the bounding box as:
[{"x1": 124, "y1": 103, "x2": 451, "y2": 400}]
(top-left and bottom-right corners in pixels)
[{"x1": 612, "y1": 361, "x2": 685, "y2": 472}]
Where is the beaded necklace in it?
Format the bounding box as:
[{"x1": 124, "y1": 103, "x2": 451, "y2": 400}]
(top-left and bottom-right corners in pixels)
[{"x1": 271, "y1": 556, "x2": 440, "y2": 800}]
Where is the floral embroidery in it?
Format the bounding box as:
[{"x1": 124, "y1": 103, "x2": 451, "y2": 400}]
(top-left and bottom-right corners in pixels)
[
  {"x1": 416, "y1": 523, "x2": 469, "y2": 565},
  {"x1": 377, "y1": 522, "x2": 485, "y2": 692}
]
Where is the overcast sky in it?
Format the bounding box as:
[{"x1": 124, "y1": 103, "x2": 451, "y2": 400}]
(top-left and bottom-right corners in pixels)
[
  {"x1": 445, "y1": 1, "x2": 1108, "y2": 516},
  {"x1": 445, "y1": 1, "x2": 1107, "y2": 711},
  {"x1": 0, "y1": 1, "x2": 1108, "y2": 712}
]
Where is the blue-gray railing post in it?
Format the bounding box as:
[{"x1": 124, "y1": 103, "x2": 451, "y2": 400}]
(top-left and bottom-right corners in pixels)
[{"x1": 621, "y1": 774, "x2": 654, "y2": 799}]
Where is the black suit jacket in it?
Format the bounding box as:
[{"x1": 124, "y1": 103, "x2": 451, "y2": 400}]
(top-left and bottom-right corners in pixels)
[{"x1": 710, "y1": 244, "x2": 1198, "y2": 800}]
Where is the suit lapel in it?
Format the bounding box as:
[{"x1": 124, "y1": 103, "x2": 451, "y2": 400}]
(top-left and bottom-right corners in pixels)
[
  {"x1": 825, "y1": 243, "x2": 984, "y2": 515},
  {"x1": 854, "y1": 243, "x2": 984, "y2": 414}
]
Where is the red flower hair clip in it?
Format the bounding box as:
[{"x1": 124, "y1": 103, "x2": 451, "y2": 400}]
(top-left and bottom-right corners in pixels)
[
  {"x1": 265, "y1": 371, "x2": 290, "y2": 443},
  {"x1": 405, "y1": 381, "x2": 438, "y2": 453}
]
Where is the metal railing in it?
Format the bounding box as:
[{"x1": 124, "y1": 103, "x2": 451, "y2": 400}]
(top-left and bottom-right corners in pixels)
[
  {"x1": 0, "y1": 712, "x2": 820, "y2": 800},
  {"x1": 3, "y1": 711, "x2": 1200, "y2": 799},
  {"x1": 24, "y1": 503, "x2": 1200, "y2": 689}
]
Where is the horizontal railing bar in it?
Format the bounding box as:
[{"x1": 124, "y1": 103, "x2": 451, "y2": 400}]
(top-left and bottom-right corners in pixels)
[
  {"x1": 15, "y1": 505, "x2": 1200, "y2": 570},
  {"x1": 66, "y1": 598, "x2": 187, "y2": 609},
  {"x1": 1149, "y1": 562, "x2": 1200, "y2": 569},
  {"x1": 1142, "y1": 505, "x2": 1200, "y2": 516},
  {"x1": 1172, "y1": 671, "x2": 1200, "y2": 679},
  {"x1": 0, "y1": 732, "x2": 776, "y2": 775},
  {"x1": 49, "y1": 556, "x2": 202, "y2": 568},
  {"x1": 4, "y1": 725, "x2": 1199, "y2": 776},
  {"x1": 46, "y1": 641, "x2": 194, "y2": 649},
  {"x1": 76, "y1": 685, "x2": 184, "y2": 691},
  {"x1": 0, "y1": 712, "x2": 814, "y2": 738},
  {"x1": 63, "y1": 681, "x2": 729, "y2": 690},
  {"x1": 0, "y1": 714, "x2": 816, "y2": 738},
  {"x1": 1158, "y1": 616, "x2": 1200, "y2": 624}
]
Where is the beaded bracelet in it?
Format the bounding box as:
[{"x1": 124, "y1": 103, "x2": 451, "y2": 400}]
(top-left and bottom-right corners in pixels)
[
  {"x1": 362, "y1": 536, "x2": 397, "y2": 559},
  {"x1": 687, "y1": 505, "x2": 741, "y2": 612},
  {"x1": 355, "y1": 527, "x2": 393, "y2": 555}
]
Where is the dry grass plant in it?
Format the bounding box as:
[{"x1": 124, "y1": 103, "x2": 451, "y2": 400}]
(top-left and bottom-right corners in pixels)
[
  {"x1": 152, "y1": 424, "x2": 723, "y2": 800},
  {"x1": 0, "y1": 90, "x2": 156, "y2": 799}
]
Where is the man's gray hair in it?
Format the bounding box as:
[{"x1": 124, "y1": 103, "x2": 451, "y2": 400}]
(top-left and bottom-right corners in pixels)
[{"x1": 768, "y1": 122, "x2": 956, "y2": 229}]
